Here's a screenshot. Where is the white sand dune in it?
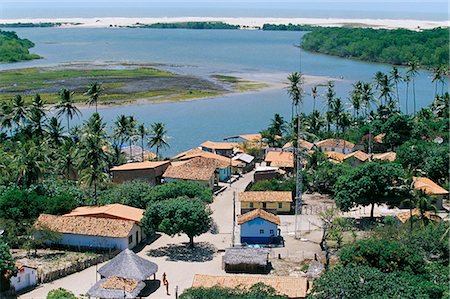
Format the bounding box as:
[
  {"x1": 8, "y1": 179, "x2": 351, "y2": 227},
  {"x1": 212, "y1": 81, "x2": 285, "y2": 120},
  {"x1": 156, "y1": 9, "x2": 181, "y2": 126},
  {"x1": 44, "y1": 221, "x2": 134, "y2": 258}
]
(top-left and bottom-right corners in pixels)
[{"x1": 1, "y1": 17, "x2": 448, "y2": 30}]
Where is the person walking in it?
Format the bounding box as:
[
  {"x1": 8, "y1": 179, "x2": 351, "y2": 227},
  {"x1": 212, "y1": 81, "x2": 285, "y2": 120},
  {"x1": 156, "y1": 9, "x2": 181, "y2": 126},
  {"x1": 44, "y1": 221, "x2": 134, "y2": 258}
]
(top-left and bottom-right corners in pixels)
[{"x1": 163, "y1": 272, "x2": 170, "y2": 295}]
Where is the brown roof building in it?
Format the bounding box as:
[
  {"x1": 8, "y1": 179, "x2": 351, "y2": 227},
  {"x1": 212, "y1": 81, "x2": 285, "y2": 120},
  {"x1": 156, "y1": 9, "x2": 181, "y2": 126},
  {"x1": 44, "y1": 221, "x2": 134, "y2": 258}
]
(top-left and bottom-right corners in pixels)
[
  {"x1": 265, "y1": 151, "x2": 294, "y2": 168},
  {"x1": 192, "y1": 274, "x2": 309, "y2": 298},
  {"x1": 240, "y1": 191, "x2": 292, "y2": 214},
  {"x1": 64, "y1": 204, "x2": 144, "y2": 223},
  {"x1": 200, "y1": 141, "x2": 240, "y2": 157},
  {"x1": 163, "y1": 156, "x2": 217, "y2": 188},
  {"x1": 315, "y1": 138, "x2": 355, "y2": 155},
  {"x1": 111, "y1": 161, "x2": 170, "y2": 185},
  {"x1": 237, "y1": 208, "x2": 281, "y2": 225}
]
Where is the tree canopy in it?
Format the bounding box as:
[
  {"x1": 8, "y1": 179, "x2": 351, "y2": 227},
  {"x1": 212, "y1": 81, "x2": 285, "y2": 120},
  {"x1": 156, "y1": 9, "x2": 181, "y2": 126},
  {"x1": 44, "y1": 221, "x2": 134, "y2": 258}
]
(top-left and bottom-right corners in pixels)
[
  {"x1": 333, "y1": 162, "x2": 404, "y2": 218},
  {"x1": 0, "y1": 238, "x2": 17, "y2": 291},
  {"x1": 146, "y1": 180, "x2": 213, "y2": 203},
  {"x1": 142, "y1": 197, "x2": 212, "y2": 247},
  {"x1": 301, "y1": 27, "x2": 449, "y2": 68},
  {"x1": 0, "y1": 30, "x2": 40, "y2": 63},
  {"x1": 180, "y1": 283, "x2": 287, "y2": 299},
  {"x1": 46, "y1": 288, "x2": 78, "y2": 299}
]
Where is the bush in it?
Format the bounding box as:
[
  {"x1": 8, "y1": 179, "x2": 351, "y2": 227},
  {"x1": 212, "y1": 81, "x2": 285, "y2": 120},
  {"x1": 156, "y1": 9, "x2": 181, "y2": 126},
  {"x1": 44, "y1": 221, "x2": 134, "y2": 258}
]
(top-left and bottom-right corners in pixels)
[
  {"x1": 250, "y1": 178, "x2": 295, "y2": 192},
  {"x1": 180, "y1": 283, "x2": 287, "y2": 299},
  {"x1": 339, "y1": 238, "x2": 425, "y2": 274},
  {"x1": 98, "y1": 181, "x2": 154, "y2": 208},
  {"x1": 46, "y1": 288, "x2": 77, "y2": 299}
]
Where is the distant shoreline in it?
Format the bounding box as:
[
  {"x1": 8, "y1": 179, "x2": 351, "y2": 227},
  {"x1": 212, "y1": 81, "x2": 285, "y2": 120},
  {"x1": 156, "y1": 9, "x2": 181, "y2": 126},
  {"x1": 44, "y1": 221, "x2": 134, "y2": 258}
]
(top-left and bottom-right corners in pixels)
[{"x1": 0, "y1": 17, "x2": 448, "y2": 30}]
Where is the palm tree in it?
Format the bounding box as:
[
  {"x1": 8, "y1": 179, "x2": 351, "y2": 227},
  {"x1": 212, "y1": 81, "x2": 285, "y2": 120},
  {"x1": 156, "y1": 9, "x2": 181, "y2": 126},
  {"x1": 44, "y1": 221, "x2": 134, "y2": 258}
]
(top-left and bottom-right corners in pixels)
[
  {"x1": 389, "y1": 66, "x2": 402, "y2": 107},
  {"x1": 28, "y1": 94, "x2": 47, "y2": 137},
  {"x1": 379, "y1": 74, "x2": 393, "y2": 108},
  {"x1": 126, "y1": 116, "x2": 137, "y2": 159},
  {"x1": 287, "y1": 73, "x2": 302, "y2": 121},
  {"x1": 57, "y1": 139, "x2": 76, "y2": 180},
  {"x1": 10, "y1": 95, "x2": 28, "y2": 130},
  {"x1": 14, "y1": 140, "x2": 48, "y2": 188},
  {"x1": 45, "y1": 117, "x2": 65, "y2": 148},
  {"x1": 137, "y1": 123, "x2": 149, "y2": 161},
  {"x1": 269, "y1": 113, "x2": 286, "y2": 137},
  {"x1": 431, "y1": 65, "x2": 444, "y2": 97},
  {"x1": 331, "y1": 98, "x2": 344, "y2": 132},
  {"x1": 84, "y1": 82, "x2": 102, "y2": 112},
  {"x1": 350, "y1": 81, "x2": 362, "y2": 118},
  {"x1": 407, "y1": 60, "x2": 419, "y2": 115},
  {"x1": 78, "y1": 113, "x2": 109, "y2": 203},
  {"x1": 325, "y1": 81, "x2": 335, "y2": 130},
  {"x1": 307, "y1": 110, "x2": 324, "y2": 135},
  {"x1": 55, "y1": 89, "x2": 81, "y2": 131},
  {"x1": 311, "y1": 86, "x2": 319, "y2": 112},
  {"x1": 360, "y1": 82, "x2": 374, "y2": 116},
  {"x1": 148, "y1": 122, "x2": 169, "y2": 159},
  {"x1": 0, "y1": 102, "x2": 13, "y2": 134},
  {"x1": 113, "y1": 114, "x2": 129, "y2": 149},
  {"x1": 404, "y1": 74, "x2": 411, "y2": 114}
]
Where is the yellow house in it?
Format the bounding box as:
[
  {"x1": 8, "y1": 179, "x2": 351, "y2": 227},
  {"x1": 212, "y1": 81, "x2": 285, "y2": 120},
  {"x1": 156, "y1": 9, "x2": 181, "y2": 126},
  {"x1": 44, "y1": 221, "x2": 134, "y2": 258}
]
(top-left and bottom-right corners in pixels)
[{"x1": 239, "y1": 191, "x2": 292, "y2": 214}]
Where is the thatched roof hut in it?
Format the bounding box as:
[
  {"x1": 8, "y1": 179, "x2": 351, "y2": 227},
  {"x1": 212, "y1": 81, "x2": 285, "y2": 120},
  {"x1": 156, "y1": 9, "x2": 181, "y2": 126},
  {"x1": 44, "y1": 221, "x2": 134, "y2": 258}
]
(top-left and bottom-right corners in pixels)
[
  {"x1": 98, "y1": 249, "x2": 158, "y2": 281},
  {"x1": 223, "y1": 247, "x2": 271, "y2": 274},
  {"x1": 87, "y1": 276, "x2": 146, "y2": 299}
]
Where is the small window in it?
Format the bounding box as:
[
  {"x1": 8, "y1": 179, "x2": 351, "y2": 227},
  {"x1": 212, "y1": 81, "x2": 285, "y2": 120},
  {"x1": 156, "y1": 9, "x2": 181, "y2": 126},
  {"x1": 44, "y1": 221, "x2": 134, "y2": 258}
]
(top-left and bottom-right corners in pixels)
[
  {"x1": 278, "y1": 203, "x2": 283, "y2": 209},
  {"x1": 128, "y1": 235, "x2": 133, "y2": 244},
  {"x1": 331, "y1": 147, "x2": 335, "y2": 151},
  {"x1": 270, "y1": 229, "x2": 274, "y2": 235},
  {"x1": 262, "y1": 202, "x2": 267, "y2": 209},
  {"x1": 249, "y1": 203, "x2": 254, "y2": 208},
  {"x1": 17, "y1": 276, "x2": 21, "y2": 283},
  {"x1": 259, "y1": 229, "x2": 264, "y2": 234}
]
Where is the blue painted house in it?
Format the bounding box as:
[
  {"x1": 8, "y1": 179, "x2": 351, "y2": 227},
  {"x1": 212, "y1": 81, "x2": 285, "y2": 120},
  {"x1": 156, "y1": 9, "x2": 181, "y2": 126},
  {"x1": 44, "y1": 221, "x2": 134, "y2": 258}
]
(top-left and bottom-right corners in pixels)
[{"x1": 238, "y1": 209, "x2": 281, "y2": 244}]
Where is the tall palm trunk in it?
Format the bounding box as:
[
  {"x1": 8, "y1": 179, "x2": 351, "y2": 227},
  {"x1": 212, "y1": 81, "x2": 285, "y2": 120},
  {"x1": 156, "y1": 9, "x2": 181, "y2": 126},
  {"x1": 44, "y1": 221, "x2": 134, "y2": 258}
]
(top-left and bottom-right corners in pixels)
[
  {"x1": 412, "y1": 79, "x2": 416, "y2": 115},
  {"x1": 405, "y1": 82, "x2": 409, "y2": 114},
  {"x1": 395, "y1": 82, "x2": 400, "y2": 108},
  {"x1": 141, "y1": 137, "x2": 144, "y2": 161}
]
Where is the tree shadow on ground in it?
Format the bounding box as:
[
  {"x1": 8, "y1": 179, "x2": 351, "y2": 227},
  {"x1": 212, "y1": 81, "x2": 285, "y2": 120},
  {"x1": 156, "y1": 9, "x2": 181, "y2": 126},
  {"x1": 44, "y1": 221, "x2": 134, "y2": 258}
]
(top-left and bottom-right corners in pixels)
[
  {"x1": 139, "y1": 279, "x2": 161, "y2": 297},
  {"x1": 353, "y1": 217, "x2": 383, "y2": 231},
  {"x1": 133, "y1": 233, "x2": 162, "y2": 253},
  {"x1": 147, "y1": 242, "x2": 216, "y2": 262}
]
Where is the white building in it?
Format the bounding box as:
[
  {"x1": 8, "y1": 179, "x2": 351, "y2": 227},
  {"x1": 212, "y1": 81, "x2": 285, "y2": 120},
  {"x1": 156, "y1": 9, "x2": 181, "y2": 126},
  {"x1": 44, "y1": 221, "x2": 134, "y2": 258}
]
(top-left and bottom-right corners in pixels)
[
  {"x1": 35, "y1": 204, "x2": 147, "y2": 250},
  {"x1": 10, "y1": 263, "x2": 37, "y2": 293},
  {"x1": 315, "y1": 138, "x2": 355, "y2": 155}
]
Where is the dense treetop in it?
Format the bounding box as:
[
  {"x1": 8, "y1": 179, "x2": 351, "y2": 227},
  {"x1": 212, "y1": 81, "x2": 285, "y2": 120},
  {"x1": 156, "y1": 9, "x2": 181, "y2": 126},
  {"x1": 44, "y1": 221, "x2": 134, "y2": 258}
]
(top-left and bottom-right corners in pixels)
[
  {"x1": 0, "y1": 30, "x2": 40, "y2": 63},
  {"x1": 301, "y1": 27, "x2": 449, "y2": 68}
]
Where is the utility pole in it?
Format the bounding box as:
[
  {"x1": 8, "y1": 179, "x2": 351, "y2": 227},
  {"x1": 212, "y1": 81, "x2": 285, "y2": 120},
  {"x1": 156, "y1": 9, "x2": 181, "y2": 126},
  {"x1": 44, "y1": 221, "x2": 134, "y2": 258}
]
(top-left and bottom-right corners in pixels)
[{"x1": 232, "y1": 191, "x2": 236, "y2": 247}]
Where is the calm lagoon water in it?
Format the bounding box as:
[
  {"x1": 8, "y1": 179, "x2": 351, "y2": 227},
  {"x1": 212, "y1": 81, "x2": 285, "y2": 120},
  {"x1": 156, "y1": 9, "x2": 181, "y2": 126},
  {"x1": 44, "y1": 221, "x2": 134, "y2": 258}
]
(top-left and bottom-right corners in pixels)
[{"x1": 0, "y1": 28, "x2": 442, "y2": 156}]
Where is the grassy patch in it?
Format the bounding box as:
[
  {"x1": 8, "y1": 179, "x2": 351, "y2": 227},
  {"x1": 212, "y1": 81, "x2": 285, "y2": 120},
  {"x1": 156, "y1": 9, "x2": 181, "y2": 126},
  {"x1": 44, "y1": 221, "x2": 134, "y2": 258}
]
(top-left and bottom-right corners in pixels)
[{"x1": 213, "y1": 74, "x2": 269, "y2": 92}]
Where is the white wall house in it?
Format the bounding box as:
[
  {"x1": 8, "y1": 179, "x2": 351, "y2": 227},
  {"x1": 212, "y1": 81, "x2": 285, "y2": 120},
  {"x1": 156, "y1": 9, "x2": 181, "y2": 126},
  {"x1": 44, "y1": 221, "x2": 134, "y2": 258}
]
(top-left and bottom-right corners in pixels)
[
  {"x1": 10, "y1": 264, "x2": 37, "y2": 293},
  {"x1": 315, "y1": 139, "x2": 355, "y2": 155},
  {"x1": 34, "y1": 214, "x2": 145, "y2": 251}
]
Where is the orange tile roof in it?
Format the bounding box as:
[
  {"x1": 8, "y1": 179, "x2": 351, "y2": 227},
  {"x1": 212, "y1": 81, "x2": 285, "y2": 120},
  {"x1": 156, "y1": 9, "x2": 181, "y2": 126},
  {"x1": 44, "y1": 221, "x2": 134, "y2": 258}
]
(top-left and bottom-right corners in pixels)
[
  {"x1": 163, "y1": 157, "x2": 217, "y2": 181},
  {"x1": 173, "y1": 148, "x2": 240, "y2": 167},
  {"x1": 315, "y1": 138, "x2": 355, "y2": 149},
  {"x1": 35, "y1": 214, "x2": 135, "y2": 238},
  {"x1": 375, "y1": 133, "x2": 385, "y2": 144},
  {"x1": 265, "y1": 151, "x2": 294, "y2": 168},
  {"x1": 200, "y1": 141, "x2": 240, "y2": 150},
  {"x1": 344, "y1": 150, "x2": 369, "y2": 162},
  {"x1": 324, "y1": 151, "x2": 345, "y2": 162},
  {"x1": 192, "y1": 274, "x2": 308, "y2": 298},
  {"x1": 64, "y1": 204, "x2": 144, "y2": 223},
  {"x1": 239, "y1": 134, "x2": 262, "y2": 142},
  {"x1": 111, "y1": 160, "x2": 170, "y2": 171},
  {"x1": 238, "y1": 209, "x2": 281, "y2": 225},
  {"x1": 396, "y1": 208, "x2": 442, "y2": 223},
  {"x1": 372, "y1": 152, "x2": 397, "y2": 162},
  {"x1": 239, "y1": 191, "x2": 292, "y2": 203},
  {"x1": 15, "y1": 263, "x2": 37, "y2": 270},
  {"x1": 282, "y1": 139, "x2": 314, "y2": 151},
  {"x1": 413, "y1": 177, "x2": 448, "y2": 195}
]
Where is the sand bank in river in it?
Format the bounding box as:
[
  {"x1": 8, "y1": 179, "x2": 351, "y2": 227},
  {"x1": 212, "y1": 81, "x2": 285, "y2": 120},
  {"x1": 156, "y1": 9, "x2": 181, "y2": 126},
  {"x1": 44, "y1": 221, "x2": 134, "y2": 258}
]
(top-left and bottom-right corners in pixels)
[{"x1": 1, "y1": 17, "x2": 448, "y2": 30}]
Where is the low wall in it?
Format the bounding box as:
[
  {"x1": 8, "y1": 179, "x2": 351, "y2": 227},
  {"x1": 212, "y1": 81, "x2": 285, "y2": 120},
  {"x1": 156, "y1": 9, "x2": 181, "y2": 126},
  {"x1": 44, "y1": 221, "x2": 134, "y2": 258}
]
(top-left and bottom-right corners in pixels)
[{"x1": 37, "y1": 250, "x2": 119, "y2": 284}]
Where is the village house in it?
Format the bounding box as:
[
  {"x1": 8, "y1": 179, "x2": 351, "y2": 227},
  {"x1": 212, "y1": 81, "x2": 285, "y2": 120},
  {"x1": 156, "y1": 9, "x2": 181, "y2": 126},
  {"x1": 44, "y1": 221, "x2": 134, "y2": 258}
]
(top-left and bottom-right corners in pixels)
[
  {"x1": 282, "y1": 138, "x2": 315, "y2": 152},
  {"x1": 35, "y1": 204, "x2": 146, "y2": 250},
  {"x1": 264, "y1": 151, "x2": 294, "y2": 171},
  {"x1": 120, "y1": 145, "x2": 156, "y2": 162},
  {"x1": 10, "y1": 263, "x2": 37, "y2": 293},
  {"x1": 173, "y1": 148, "x2": 238, "y2": 179},
  {"x1": 238, "y1": 209, "x2": 281, "y2": 244},
  {"x1": 324, "y1": 151, "x2": 346, "y2": 163},
  {"x1": 413, "y1": 177, "x2": 449, "y2": 210},
  {"x1": 200, "y1": 140, "x2": 240, "y2": 157},
  {"x1": 110, "y1": 160, "x2": 170, "y2": 185},
  {"x1": 343, "y1": 150, "x2": 370, "y2": 166},
  {"x1": 315, "y1": 138, "x2": 355, "y2": 155},
  {"x1": 232, "y1": 153, "x2": 255, "y2": 173},
  {"x1": 239, "y1": 191, "x2": 292, "y2": 214},
  {"x1": 372, "y1": 151, "x2": 397, "y2": 162},
  {"x1": 238, "y1": 133, "x2": 262, "y2": 143},
  {"x1": 192, "y1": 274, "x2": 309, "y2": 299},
  {"x1": 355, "y1": 133, "x2": 388, "y2": 153},
  {"x1": 253, "y1": 166, "x2": 281, "y2": 182},
  {"x1": 223, "y1": 247, "x2": 271, "y2": 273},
  {"x1": 163, "y1": 157, "x2": 217, "y2": 188}
]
